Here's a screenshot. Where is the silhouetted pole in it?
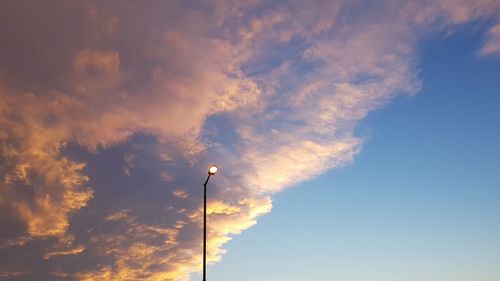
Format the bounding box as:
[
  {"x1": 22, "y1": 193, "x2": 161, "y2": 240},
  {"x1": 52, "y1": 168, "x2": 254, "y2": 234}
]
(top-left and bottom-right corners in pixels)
[{"x1": 203, "y1": 165, "x2": 218, "y2": 281}]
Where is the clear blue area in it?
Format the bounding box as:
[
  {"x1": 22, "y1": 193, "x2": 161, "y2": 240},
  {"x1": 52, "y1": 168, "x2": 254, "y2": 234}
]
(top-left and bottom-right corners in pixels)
[{"x1": 200, "y1": 27, "x2": 500, "y2": 280}]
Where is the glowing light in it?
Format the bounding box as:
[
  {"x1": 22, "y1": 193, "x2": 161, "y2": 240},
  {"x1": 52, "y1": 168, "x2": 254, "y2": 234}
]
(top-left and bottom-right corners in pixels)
[{"x1": 208, "y1": 165, "x2": 218, "y2": 175}]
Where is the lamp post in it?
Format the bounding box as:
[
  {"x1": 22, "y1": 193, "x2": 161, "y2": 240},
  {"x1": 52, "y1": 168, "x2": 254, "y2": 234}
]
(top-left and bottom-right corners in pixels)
[{"x1": 203, "y1": 164, "x2": 218, "y2": 281}]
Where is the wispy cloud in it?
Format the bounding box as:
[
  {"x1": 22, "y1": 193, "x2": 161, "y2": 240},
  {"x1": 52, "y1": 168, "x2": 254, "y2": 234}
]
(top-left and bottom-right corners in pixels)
[
  {"x1": 479, "y1": 21, "x2": 500, "y2": 56},
  {"x1": 0, "y1": 0, "x2": 499, "y2": 280}
]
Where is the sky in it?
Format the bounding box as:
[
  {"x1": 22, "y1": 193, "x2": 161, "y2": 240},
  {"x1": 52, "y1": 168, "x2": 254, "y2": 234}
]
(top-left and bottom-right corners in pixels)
[{"x1": 0, "y1": 1, "x2": 499, "y2": 281}]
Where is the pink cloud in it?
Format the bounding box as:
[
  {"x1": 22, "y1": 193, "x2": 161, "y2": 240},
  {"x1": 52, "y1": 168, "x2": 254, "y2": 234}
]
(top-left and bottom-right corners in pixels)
[{"x1": 479, "y1": 22, "x2": 500, "y2": 56}]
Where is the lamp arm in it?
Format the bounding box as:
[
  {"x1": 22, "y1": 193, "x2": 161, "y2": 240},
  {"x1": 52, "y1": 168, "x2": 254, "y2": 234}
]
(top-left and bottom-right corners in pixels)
[{"x1": 204, "y1": 174, "x2": 211, "y2": 187}]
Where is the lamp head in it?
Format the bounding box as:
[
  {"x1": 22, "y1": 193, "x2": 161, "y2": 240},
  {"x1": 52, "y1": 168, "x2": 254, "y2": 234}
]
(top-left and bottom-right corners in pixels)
[{"x1": 208, "y1": 164, "x2": 218, "y2": 175}]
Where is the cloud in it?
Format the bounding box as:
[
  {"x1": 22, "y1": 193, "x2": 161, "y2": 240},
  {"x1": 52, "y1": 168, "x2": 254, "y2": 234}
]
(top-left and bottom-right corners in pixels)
[
  {"x1": 479, "y1": 21, "x2": 500, "y2": 56},
  {"x1": 74, "y1": 50, "x2": 120, "y2": 74},
  {"x1": 44, "y1": 246, "x2": 85, "y2": 260},
  {"x1": 0, "y1": 92, "x2": 94, "y2": 237},
  {"x1": 172, "y1": 190, "x2": 189, "y2": 199},
  {"x1": 0, "y1": 0, "x2": 499, "y2": 280}
]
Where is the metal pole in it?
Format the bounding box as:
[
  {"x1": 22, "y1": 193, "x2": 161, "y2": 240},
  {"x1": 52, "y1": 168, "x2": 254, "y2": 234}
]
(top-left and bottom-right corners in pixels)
[{"x1": 203, "y1": 174, "x2": 211, "y2": 281}]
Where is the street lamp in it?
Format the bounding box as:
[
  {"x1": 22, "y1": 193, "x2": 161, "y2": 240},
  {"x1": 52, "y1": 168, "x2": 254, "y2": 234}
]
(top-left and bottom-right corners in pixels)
[{"x1": 203, "y1": 164, "x2": 218, "y2": 281}]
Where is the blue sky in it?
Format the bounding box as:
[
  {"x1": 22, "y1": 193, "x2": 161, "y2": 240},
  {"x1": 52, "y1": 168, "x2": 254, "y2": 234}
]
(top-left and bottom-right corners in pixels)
[{"x1": 207, "y1": 27, "x2": 500, "y2": 281}]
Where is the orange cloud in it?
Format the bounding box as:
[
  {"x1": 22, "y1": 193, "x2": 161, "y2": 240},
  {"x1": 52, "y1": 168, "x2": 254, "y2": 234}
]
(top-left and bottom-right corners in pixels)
[
  {"x1": 0, "y1": 92, "x2": 93, "y2": 237},
  {"x1": 44, "y1": 245, "x2": 85, "y2": 260}
]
